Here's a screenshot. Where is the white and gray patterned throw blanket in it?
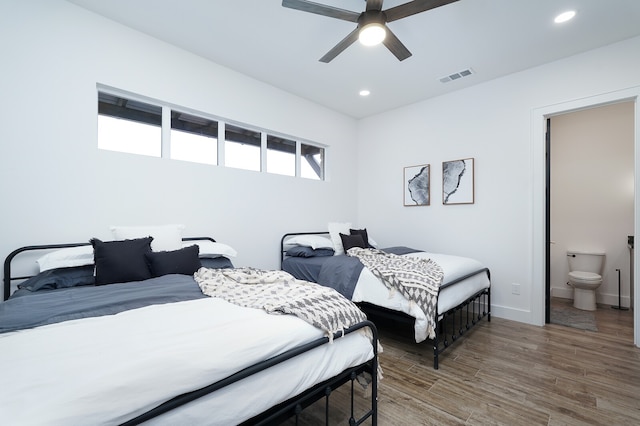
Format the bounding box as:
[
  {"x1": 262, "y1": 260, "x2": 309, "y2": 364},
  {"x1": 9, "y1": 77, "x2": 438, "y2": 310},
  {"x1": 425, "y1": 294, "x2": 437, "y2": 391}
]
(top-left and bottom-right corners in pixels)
[
  {"x1": 347, "y1": 247, "x2": 444, "y2": 339},
  {"x1": 194, "y1": 267, "x2": 367, "y2": 341}
]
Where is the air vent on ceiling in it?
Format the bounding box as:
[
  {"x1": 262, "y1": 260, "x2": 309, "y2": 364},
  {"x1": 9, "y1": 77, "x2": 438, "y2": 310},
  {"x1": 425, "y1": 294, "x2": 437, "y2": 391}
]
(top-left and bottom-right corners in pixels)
[{"x1": 439, "y1": 68, "x2": 474, "y2": 83}]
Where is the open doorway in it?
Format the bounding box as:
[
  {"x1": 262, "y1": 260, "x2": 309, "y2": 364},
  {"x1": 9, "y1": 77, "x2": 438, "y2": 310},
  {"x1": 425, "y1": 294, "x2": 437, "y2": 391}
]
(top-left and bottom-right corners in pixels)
[
  {"x1": 531, "y1": 86, "x2": 640, "y2": 347},
  {"x1": 546, "y1": 102, "x2": 635, "y2": 333}
]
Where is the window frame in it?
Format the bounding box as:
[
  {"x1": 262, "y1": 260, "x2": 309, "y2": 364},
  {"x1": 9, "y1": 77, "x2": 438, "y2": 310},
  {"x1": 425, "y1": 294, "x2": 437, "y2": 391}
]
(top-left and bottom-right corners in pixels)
[
  {"x1": 97, "y1": 92, "x2": 163, "y2": 157},
  {"x1": 97, "y1": 86, "x2": 326, "y2": 180},
  {"x1": 169, "y1": 109, "x2": 219, "y2": 166}
]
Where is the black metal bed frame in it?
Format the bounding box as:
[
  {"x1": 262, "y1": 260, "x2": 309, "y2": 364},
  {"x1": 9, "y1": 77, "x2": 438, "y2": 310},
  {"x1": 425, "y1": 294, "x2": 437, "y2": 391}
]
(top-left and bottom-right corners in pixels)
[
  {"x1": 2, "y1": 238, "x2": 379, "y2": 425},
  {"x1": 123, "y1": 321, "x2": 379, "y2": 425},
  {"x1": 280, "y1": 231, "x2": 491, "y2": 369},
  {"x1": 358, "y1": 283, "x2": 490, "y2": 369}
]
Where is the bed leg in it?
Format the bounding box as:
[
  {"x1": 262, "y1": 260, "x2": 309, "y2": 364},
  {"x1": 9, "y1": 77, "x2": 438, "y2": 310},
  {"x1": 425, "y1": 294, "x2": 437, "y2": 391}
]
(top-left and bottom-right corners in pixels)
[
  {"x1": 294, "y1": 403, "x2": 302, "y2": 425},
  {"x1": 433, "y1": 317, "x2": 440, "y2": 370},
  {"x1": 325, "y1": 385, "x2": 332, "y2": 426},
  {"x1": 371, "y1": 343, "x2": 379, "y2": 426}
]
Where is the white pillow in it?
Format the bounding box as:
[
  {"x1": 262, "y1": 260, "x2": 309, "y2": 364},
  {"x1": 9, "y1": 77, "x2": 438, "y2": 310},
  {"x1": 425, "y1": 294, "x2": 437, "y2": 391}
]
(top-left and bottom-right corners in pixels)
[
  {"x1": 285, "y1": 235, "x2": 334, "y2": 250},
  {"x1": 328, "y1": 222, "x2": 352, "y2": 256},
  {"x1": 36, "y1": 246, "x2": 95, "y2": 272},
  {"x1": 111, "y1": 224, "x2": 185, "y2": 252},
  {"x1": 183, "y1": 240, "x2": 237, "y2": 258}
]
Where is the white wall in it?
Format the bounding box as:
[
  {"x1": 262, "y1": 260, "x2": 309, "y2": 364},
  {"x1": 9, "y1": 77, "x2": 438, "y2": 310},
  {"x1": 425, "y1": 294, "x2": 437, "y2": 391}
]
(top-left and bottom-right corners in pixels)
[
  {"x1": 550, "y1": 102, "x2": 635, "y2": 307},
  {"x1": 356, "y1": 35, "x2": 640, "y2": 324},
  {"x1": 0, "y1": 0, "x2": 359, "y2": 298}
]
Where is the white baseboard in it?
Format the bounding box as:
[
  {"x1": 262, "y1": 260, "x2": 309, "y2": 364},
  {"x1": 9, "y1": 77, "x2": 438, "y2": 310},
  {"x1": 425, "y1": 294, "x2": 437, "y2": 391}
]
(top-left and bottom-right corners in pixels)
[
  {"x1": 490, "y1": 304, "x2": 536, "y2": 325},
  {"x1": 551, "y1": 287, "x2": 573, "y2": 299}
]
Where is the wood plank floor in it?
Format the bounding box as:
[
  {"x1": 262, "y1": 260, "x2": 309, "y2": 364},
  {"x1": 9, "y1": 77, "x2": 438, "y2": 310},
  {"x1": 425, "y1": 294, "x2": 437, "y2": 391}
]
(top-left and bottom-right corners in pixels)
[{"x1": 286, "y1": 298, "x2": 639, "y2": 425}]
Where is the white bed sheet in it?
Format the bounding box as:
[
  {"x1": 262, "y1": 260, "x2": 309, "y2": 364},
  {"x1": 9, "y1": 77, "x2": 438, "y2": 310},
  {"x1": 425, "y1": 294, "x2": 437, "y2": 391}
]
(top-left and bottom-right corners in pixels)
[
  {"x1": 351, "y1": 252, "x2": 489, "y2": 343},
  {"x1": 0, "y1": 297, "x2": 374, "y2": 425}
]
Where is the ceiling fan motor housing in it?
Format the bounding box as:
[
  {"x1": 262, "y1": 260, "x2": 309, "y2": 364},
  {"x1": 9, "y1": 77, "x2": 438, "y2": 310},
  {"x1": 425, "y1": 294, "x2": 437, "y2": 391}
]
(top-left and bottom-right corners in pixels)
[{"x1": 358, "y1": 10, "x2": 387, "y2": 28}]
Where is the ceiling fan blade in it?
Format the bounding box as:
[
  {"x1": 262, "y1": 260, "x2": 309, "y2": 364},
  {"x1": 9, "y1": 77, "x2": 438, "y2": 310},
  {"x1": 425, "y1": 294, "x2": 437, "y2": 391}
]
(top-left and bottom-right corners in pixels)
[
  {"x1": 319, "y1": 28, "x2": 360, "y2": 63},
  {"x1": 366, "y1": 0, "x2": 384, "y2": 12},
  {"x1": 282, "y1": 0, "x2": 359, "y2": 22},
  {"x1": 385, "y1": 0, "x2": 459, "y2": 23},
  {"x1": 382, "y1": 27, "x2": 412, "y2": 61}
]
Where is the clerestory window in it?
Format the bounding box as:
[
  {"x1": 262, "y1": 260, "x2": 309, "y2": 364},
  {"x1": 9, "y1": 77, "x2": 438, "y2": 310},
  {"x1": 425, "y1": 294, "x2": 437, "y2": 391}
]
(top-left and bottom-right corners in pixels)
[{"x1": 97, "y1": 88, "x2": 325, "y2": 180}]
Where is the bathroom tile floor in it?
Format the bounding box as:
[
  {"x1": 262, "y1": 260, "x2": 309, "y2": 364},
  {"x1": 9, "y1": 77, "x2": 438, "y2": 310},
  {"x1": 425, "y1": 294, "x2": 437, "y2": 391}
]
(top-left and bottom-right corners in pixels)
[
  {"x1": 551, "y1": 296, "x2": 634, "y2": 339},
  {"x1": 286, "y1": 299, "x2": 640, "y2": 425}
]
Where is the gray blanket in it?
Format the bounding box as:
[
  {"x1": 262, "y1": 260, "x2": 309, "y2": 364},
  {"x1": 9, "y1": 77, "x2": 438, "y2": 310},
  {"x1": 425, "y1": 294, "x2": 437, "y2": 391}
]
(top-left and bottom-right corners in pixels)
[
  {"x1": 0, "y1": 274, "x2": 206, "y2": 334},
  {"x1": 317, "y1": 246, "x2": 422, "y2": 299}
]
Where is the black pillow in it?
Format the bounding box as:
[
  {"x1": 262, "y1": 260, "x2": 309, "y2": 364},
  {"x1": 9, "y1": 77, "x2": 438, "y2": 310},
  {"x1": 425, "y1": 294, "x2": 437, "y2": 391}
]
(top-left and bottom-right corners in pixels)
[
  {"x1": 286, "y1": 246, "x2": 335, "y2": 258},
  {"x1": 350, "y1": 228, "x2": 372, "y2": 248},
  {"x1": 91, "y1": 237, "x2": 153, "y2": 285},
  {"x1": 18, "y1": 265, "x2": 95, "y2": 292},
  {"x1": 145, "y1": 245, "x2": 201, "y2": 277},
  {"x1": 340, "y1": 233, "x2": 366, "y2": 252}
]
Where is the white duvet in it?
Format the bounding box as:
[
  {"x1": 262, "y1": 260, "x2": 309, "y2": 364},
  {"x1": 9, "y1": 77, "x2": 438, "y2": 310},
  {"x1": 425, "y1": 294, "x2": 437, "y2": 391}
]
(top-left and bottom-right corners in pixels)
[
  {"x1": 0, "y1": 297, "x2": 374, "y2": 425},
  {"x1": 351, "y1": 252, "x2": 490, "y2": 343}
]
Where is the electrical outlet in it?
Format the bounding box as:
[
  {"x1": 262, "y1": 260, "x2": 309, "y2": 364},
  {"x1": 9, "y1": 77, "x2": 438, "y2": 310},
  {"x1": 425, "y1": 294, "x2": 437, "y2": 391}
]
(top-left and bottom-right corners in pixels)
[{"x1": 512, "y1": 283, "x2": 521, "y2": 295}]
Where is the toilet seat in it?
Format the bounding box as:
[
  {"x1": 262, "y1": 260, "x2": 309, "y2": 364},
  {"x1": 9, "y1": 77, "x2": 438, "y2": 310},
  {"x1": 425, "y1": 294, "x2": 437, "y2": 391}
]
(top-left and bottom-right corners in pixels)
[{"x1": 569, "y1": 271, "x2": 601, "y2": 283}]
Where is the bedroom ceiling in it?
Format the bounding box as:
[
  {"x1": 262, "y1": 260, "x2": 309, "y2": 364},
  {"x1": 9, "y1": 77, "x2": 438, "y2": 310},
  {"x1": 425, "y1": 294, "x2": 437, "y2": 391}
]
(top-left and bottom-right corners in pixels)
[{"x1": 66, "y1": 0, "x2": 640, "y2": 119}]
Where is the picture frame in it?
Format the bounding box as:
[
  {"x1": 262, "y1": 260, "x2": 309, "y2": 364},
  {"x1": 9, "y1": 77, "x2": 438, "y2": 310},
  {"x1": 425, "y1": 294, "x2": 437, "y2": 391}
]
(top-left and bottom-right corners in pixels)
[
  {"x1": 404, "y1": 164, "x2": 430, "y2": 206},
  {"x1": 442, "y1": 158, "x2": 474, "y2": 205}
]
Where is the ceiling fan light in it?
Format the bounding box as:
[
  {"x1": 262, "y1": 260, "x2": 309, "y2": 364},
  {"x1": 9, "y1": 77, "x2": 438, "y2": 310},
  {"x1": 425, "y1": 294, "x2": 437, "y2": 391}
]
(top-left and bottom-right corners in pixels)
[
  {"x1": 554, "y1": 10, "x2": 576, "y2": 23},
  {"x1": 359, "y1": 23, "x2": 386, "y2": 46}
]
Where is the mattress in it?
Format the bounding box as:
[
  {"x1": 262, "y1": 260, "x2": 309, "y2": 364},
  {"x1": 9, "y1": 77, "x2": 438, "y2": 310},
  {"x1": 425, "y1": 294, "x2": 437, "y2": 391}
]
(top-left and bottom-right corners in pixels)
[{"x1": 0, "y1": 295, "x2": 374, "y2": 425}]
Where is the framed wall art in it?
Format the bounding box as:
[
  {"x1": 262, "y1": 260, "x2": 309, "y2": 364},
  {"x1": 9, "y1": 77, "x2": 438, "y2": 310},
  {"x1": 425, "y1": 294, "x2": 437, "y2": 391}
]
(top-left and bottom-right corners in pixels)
[
  {"x1": 404, "y1": 164, "x2": 430, "y2": 206},
  {"x1": 442, "y1": 158, "x2": 474, "y2": 205}
]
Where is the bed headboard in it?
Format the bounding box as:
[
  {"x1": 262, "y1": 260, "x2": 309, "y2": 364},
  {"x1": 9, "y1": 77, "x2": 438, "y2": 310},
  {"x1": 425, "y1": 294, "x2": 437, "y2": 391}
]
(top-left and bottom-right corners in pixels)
[
  {"x1": 280, "y1": 231, "x2": 330, "y2": 269},
  {"x1": 2, "y1": 237, "x2": 217, "y2": 301}
]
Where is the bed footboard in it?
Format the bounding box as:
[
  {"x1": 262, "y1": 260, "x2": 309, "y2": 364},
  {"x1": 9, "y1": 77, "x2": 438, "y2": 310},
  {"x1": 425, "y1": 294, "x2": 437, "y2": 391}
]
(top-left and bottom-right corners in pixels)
[
  {"x1": 121, "y1": 320, "x2": 379, "y2": 426},
  {"x1": 244, "y1": 362, "x2": 375, "y2": 425},
  {"x1": 433, "y1": 284, "x2": 490, "y2": 369},
  {"x1": 357, "y1": 268, "x2": 491, "y2": 370}
]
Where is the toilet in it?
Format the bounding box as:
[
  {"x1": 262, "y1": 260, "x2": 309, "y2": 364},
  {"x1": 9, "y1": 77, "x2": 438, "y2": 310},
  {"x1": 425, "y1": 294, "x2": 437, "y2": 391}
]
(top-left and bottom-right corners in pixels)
[{"x1": 567, "y1": 250, "x2": 605, "y2": 311}]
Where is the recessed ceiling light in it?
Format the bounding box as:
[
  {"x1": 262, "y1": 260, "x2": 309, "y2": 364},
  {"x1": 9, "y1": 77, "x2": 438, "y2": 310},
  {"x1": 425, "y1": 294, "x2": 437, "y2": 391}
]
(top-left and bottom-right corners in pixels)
[
  {"x1": 554, "y1": 10, "x2": 576, "y2": 23},
  {"x1": 359, "y1": 90, "x2": 370, "y2": 97}
]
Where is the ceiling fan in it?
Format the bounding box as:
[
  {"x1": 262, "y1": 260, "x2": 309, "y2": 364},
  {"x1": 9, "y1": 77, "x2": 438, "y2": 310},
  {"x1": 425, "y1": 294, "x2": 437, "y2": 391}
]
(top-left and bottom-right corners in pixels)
[{"x1": 282, "y1": 0, "x2": 459, "y2": 63}]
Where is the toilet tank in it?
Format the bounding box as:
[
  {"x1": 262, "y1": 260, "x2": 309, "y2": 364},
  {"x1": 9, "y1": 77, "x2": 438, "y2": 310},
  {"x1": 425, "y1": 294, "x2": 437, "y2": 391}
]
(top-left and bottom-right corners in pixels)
[{"x1": 567, "y1": 251, "x2": 605, "y2": 274}]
